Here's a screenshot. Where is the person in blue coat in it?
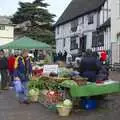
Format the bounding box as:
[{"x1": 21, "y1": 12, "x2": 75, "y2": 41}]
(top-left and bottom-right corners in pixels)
[
  {"x1": 79, "y1": 49, "x2": 101, "y2": 82},
  {"x1": 14, "y1": 50, "x2": 32, "y2": 104}
]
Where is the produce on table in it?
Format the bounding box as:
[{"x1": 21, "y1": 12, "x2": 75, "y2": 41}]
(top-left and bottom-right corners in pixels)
[
  {"x1": 58, "y1": 68, "x2": 72, "y2": 78},
  {"x1": 28, "y1": 88, "x2": 39, "y2": 96},
  {"x1": 31, "y1": 76, "x2": 40, "y2": 80},
  {"x1": 72, "y1": 76, "x2": 88, "y2": 86},
  {"x1": 61, "y1": 80, "x2": 78, "y2": 87},
  {"x1": 28, "y1": 79, "x2": 45, "y2": 90},
  {"x1": 28, "y1": 88, "x2": 40, "y2": 102}
]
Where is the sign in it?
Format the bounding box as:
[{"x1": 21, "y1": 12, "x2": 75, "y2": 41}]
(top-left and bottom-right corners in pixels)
[{"x1": 43, "y1": 65, "x2": 58, "y2": 74}]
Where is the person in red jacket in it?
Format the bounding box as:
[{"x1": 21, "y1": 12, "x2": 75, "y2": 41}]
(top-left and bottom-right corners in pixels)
[
  {"x1": 100, "y1": 50, "x2": 107, "y2": 62},
  {"x1": 8, "y1": 54, "x2": 15, "y2": 87}
]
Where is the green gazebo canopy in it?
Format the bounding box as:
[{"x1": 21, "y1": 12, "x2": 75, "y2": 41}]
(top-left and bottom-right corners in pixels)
[{"x1": 0, "y1": 37, "x2": 51, "y2": 49}]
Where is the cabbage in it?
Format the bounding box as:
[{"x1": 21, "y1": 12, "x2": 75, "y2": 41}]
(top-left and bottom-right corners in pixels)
[
  {"x1": 63, "y1": 99, "x2": 72, "y2": 107},
  {"x1": 61, "y1": 80, "x2": 78, "y2": 87},
  {"x1": 29, "y1": 88, "x2": 39, "y2": 96},
  {"x1": 56, "y1": 103, "x2": 64, "y2": 108}
]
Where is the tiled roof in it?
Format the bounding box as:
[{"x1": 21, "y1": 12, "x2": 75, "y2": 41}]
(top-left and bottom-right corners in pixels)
[{"x1": 55, "y1": 0, "x2": 106, "y2": 26}]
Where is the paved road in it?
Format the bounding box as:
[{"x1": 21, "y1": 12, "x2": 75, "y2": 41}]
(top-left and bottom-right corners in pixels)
[{"x1": 0, "y1": 71, "x2": 120, "y2": 120}]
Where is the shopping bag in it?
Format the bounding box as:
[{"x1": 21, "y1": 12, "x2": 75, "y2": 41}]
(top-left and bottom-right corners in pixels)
[{"x1": 14, "y1": 80, "x2": 23, "y2": 93}]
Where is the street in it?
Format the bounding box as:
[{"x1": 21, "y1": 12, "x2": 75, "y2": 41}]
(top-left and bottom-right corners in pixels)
[{"x1": 0, "y1": 72, "x2": 120, "y2": 120}]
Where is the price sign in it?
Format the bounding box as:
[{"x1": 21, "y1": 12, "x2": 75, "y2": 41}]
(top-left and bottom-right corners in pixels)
[{"x1": 43, "y1": 65, "x2": 58, "y2": 74}]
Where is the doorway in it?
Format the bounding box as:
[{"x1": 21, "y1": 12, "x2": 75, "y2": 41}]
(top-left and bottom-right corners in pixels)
[{"x1": 79, "y1": 35, "x2": 87, "y2": 52}]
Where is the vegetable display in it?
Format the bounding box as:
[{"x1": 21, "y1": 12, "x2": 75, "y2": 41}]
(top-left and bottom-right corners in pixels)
[
  {"x1": 61, "y1": 80, "x2": 78, "y2": 88},
  {"x1": 29, "y1": 88, "x2": 39, "y2": 96}
]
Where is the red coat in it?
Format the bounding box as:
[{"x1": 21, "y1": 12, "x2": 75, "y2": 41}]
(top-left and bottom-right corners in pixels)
[
  {"x1": 8, "y1": 55, "x2": 15, "y2": 72},
  {"x1": 100, "y1": 51, "x2": 107, "y2": 62}
]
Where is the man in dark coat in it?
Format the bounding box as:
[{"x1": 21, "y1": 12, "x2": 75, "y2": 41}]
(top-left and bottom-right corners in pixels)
[
  {"x1": 79, "y1": 49, "x2": 101, "y2": 82},
  {"x1": 58, "y1": 51, "x2": 63, "y2": 61},
  {"x1": 63, "y1": 50, "x2": 67, "y2": 62},
  {"x1": 0, "y1": 50, "x2": 8, "y2": 90}
]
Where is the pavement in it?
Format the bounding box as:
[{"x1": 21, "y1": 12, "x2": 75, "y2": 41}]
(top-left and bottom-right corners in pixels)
[{"x1": 0, "y1": 71, "x2": 120, "y2": 120}]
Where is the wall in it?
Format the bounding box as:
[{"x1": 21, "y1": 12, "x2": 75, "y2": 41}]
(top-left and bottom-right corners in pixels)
[
  {"x1": 0, "y1": 25, "x2": 14, "y2": 46},
  {"x1": 55, "y1": 0, "x2": 112, "y2": 55},
  {"x1": 55, "y1": 12, "x2": 98, "y2": 54},
  {"x1": 112, "y1": 42, "x2": 120, "y2": 64},
  {"x1": 111, "y1": 0, "x2": 120, "y2": 64},
  {"x1": 111, "y1": 0, "x2": 120, "y2": 42},
  {"x1": 92, "y1": 0, "x2": 111, "y2": 51}
]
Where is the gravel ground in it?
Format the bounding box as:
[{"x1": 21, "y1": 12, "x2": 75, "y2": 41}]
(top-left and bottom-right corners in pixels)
[{"x1": 0, "y1": 71, "x2": 120, "y2": 120}]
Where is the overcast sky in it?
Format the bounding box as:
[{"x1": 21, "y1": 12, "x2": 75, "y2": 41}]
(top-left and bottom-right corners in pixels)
[{"x1": 0, "y1": 0, "x2": 71, "y2": 21}]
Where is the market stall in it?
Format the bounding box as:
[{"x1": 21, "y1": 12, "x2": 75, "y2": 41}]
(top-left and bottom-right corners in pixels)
[
  {"x1": 27, "y1": 64, "x2": 120, "y2": 116},
  {"x1": 0, "y1": 36, "x2": 51, "y2": 50},
  {"x1": 61, "y1": 80, "x2": 120, "y2": 97},
  {"x1": 0, "y1": 36, "x2": 53, "y2": 73}
]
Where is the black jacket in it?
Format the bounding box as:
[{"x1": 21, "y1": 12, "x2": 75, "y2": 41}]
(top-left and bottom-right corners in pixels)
[
  {"x1": 0, "y1": 57, "x2": 8, "y2": 69},
  {"x1": 79, "y1": 56, "x2": 101, "y2": 82}
]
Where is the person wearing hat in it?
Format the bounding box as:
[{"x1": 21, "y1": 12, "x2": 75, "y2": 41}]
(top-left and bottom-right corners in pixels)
[{"x1": 0, "y1": 50, "x2": 8, "y2": 90}]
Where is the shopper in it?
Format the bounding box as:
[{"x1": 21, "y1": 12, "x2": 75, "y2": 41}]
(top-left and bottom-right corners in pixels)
[
  {"x1": 14, "y1": 50, "x2": 32, "y2": 104},
  {"x1": 58, "y1": 51, "x2": 63, "y2": 61},
  {"x1": 79, "y1": 49, "x2": 101, "y2": 82},
  {"x1": 0, "y1": 50, "x2": 8, "y2": 90},
  {"x1": 100, "y1": 50, "x2": 107, "y2": 62},
  {"x1": 63, "y1": 50, "x2": 67, "y2": 62},
  {"x1": 34, "y1": 49, "x2": 38, "y2": 61},
  {"x1": 8, "y1": 53, "x2": 15, "y2": 87}
]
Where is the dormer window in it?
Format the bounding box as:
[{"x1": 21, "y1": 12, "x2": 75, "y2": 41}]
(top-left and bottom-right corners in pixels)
[{"x1": 71, "y1": 19, "x2": 78, "y2": 32}]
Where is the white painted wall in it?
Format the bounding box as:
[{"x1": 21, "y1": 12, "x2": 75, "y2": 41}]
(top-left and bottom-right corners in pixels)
[
  {"x1": 111, "y1": 0, "x2": 120, "y2": 42},
  {"x1": 55, "y1": 0, "x2": 111, "y2": 55},
  {"x1": 100, "y1": 0, "x2": 111, "y2": 26},
  {"x1": 111, "y1": 0, "x2": 120, "y2": 64},
  {"x1": 0, "y1": 25, "x2": 14, "y2": 46},
  {"x1": 55, "y1": 12, "x2": 98, "y2": 54}
]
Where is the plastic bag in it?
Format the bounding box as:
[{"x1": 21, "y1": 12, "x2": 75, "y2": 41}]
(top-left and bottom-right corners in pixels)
[{"x1": 14, "y1": 80, "x2": 23, "y2": 93}]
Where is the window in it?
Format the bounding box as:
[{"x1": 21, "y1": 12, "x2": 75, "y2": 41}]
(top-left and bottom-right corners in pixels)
[
  {"x1": 92, "y1": 32, "x2": 97, "y2": 47},
  {"x1": 70, "y1": 36, "x2": 78, "y2": 50},
  {"x1": 63, "y1": 39, "x2": 66, "y2": 47},
  {"x1": 88, "y1": 14, "x2": 94, "y2": 24},
  {"x1": 98, "y1": 32, "x2": 104, "y2": 46},
  {"x1": 92, "y1": 32, "x2": 104, "y2": 47},
  {"x1": 0, "y1": 25, "x2": 5, "y2": 30},
  {"x1": 71, "y1": 19, "x2": 78, "y2": 32}
]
